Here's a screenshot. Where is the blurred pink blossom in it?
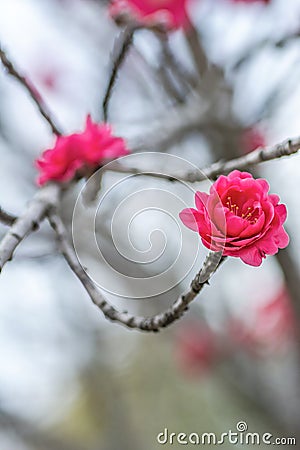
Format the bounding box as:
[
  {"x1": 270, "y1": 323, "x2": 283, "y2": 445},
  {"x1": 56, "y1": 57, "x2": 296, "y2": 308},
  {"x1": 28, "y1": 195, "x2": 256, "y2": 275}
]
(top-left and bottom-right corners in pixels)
[
  {"x1": 36, "y1": 115, "x2": 129, "y2": 185},
  {"x1": 109, "y1": 0, "x2": 191, "y2": 30}
]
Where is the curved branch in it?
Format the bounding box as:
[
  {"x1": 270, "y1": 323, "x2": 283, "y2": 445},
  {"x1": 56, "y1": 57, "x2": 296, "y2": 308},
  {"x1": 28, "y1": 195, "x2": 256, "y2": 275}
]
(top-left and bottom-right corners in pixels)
[{"x1": 49, "y1": 211, "x2": 225, "y2": 332}]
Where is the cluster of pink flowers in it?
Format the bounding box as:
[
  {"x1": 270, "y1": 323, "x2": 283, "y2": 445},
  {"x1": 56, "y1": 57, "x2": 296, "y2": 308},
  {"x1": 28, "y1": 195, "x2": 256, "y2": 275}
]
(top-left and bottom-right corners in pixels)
[
  {"x1": 180, "y1": 170, "x2": 289, "y2": 266},
  {"x1": 36, "y1": 115, "x2": 129, "y2": 186}
]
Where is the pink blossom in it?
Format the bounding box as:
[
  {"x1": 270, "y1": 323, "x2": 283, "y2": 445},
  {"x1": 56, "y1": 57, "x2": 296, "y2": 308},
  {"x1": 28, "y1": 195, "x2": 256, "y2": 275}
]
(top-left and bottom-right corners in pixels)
[
  {"x1": 179, "y1": 170, "x2": 289, "y2": 266},
  {"x1": 241, "y1": 127, "x2": 266, "y2": 154},
  {"x1": 253, "y1": 288, "x2": 296, "y2": 347},
  {"x1": 109, "y1": 0, "x2": 190, "y2": 30},
  {"x1": 175, "y1": 321, "x2": 216, "y2": 377},
  {"x1": 36, "y1": 115, "x2": 129, "y2": 186},
  {"x1": 229, "y1": 288, "x2": 297, "y2": 355},
  {"x1": 79, "y1": 116, "x2": 129, "y2": 165}
]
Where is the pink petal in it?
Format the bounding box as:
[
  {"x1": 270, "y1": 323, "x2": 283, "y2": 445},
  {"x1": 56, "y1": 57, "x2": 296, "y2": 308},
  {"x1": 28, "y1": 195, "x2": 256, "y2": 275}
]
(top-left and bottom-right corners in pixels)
[
  {"x1": 179, "y1": 208, "x2": 201, "y2": 232},
  {"x1": 275, "y1": 227, "x2": 289, "y2": 249},
  {"x1": 226, "y1": 213, "x2": 247, "y2": 236},
  {"x1": 195, "y1": 191, "x2": 209, "y2": 210},
  {"x1": 275, "y1": 204, "x2": 287, "y2": 225},
  {"x1": 269, "y1": 194, "x2": 280, "y2": 206},
  {"x1": 227, "y1": 170, "x2": 252, "y2": 180},
  {"x1": 238, "y1": 247, "x2": 264, "y2": 267}
]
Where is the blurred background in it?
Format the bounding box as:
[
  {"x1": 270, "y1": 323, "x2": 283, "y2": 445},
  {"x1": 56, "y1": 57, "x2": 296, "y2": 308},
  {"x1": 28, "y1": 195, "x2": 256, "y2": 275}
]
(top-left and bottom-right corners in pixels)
[{"x1": 1, "y1": 0, "x2": 300, "y2": 448}]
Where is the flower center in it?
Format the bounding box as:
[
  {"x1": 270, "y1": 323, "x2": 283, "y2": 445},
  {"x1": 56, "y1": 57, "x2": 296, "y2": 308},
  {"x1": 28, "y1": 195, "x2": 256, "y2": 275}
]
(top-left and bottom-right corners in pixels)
[
  {"x1": 241, "y1": 206, "x2": 258, "y2": 223},
  {"x1": 226, "y1": 196, "x2": 258, "y2": 224},
  {"x1": 226, "y1": 196, "x2": 239, "y2": 215}
]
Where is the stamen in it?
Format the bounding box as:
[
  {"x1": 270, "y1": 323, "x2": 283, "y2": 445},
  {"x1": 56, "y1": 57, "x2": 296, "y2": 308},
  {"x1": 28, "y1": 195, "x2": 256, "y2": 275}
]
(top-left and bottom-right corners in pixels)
[
  {"x1": 226, "y1": 197, "x2": 239, "y2": 215},
  {"x1": 241, "y1": 205, "x2": 258, "y2": 223}
]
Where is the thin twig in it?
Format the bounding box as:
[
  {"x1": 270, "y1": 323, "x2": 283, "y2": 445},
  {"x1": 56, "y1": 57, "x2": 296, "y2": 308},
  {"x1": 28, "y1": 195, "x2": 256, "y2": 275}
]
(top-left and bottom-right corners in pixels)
[
  {"x1": 49, "y1": 211, "x2": 225, "y2": 332},
  {"x1": 127, "y1": 91, "x2": 211, "y2": 152},
  {"x1": 0, "y1": 44, "x2": 62, "y2": 135},
  {"x1": 0, "y1": 183, "x2": 61, "y2": 271},
  {"x1": 158, "y1": 33, "x2": 195, "y2": 94},
  {"x1": 184, "y1": 19, "x2": 208, "y2": 77},
  {"x1": 198, "y1": 136, "x2": 300, "y2": 181},
  {"x1": 233, "y1": 30, "x2": 300, "y2": 71},
  {"x1": 0, "y1": 207, "x2": 17, "y2": 226},
  {"x1": 102, "y1": 25, "x2": 136, "y2": 121},
  {"x1": 105, "y1": 135, "x2": 300, "y2": 182},
  {"x1": 157, "y1": 64, "x2": 185, "y2": 103}
]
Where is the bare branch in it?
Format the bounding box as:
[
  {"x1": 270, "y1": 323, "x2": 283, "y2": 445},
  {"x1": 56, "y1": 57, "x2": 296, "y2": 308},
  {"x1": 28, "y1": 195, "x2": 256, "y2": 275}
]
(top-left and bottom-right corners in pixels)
[
  {"x1": 0, "y1": 207, "x2": 17, "y2": 226},
  {"x1": 0, "y1": 44, "x2": 62, "y2": 135},
  {"x1": 157, "y1": 64, "x2": 186, "y2": 103},
  {"x1": 158, "y1": 33, "x2": 195, "y2": 98},
  {"x1": 196, "y1": 136, "x2": 300, "y2": 181},
  {"x1": 102, "y1": 25, "x2": 136, "y2": 121},
  {"x1": 106, "y1": 135, "x2": 300, "y2": 182},
  {"x1": 0, "y1": 184, "x2": 61, "y2": 271},
  {"x1": 127, "y1": 92, "x2": 211, "y2": 152},
  {"x1": 184, "y1": 19, "x2": 209, "y2": 77},
  {"x1": 49, "y1": 211, "x2": 225, "y2": 332},
  {"x1": 233, "y1": 30, "x2": 300, "y2": 70}
]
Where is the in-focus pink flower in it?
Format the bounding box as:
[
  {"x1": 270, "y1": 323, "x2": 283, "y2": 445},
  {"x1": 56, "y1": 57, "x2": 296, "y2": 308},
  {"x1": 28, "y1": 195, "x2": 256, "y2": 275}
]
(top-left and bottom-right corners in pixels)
[
  {"x1": 179, "y1": 170, "x2": 289, "y2": 266},
  {"x1": 109, "y1": 0, "x2": 191, "y2": 30},
  {"x1": 36, "y1": 115, "x2": 129, "y2": 186}
]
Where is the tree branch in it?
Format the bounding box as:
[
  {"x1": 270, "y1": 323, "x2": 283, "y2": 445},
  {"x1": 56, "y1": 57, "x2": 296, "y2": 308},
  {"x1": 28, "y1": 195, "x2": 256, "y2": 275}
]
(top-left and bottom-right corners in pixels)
[
  {"x1": 49, "y1": 211, "x2": 225, "y2": 332},
  {"x1": 184, "y1": 19, "x2": 209, "y2": 77},
  {"x1": 106, "y1": 135, "x2": 300, "y2": 182},
  {"x1": 0, "y1": 183, "x2": 61, "y2": 271},
  {"x1": 102, "y1": 25, "x2": 136, "y2": 121},
  {"x1": 0, "y1": 44, "x2": 62, "y2": 135},
  {"x1": 233, "y1": 29, "x2": 300, "y2": 70},
  {"x1": 126, "y1": 92, "x2": 211, "y2": 152},
  {"x1": 158, "y1": 33, "x2": 195, "y2": 96},
  {"x1": 196, "y1": 136, "x2": 300, "y2": 181}
]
